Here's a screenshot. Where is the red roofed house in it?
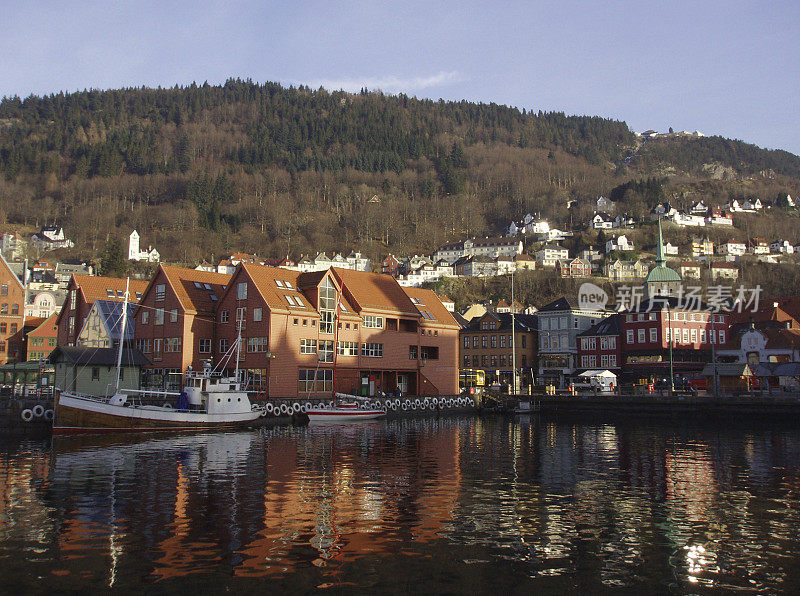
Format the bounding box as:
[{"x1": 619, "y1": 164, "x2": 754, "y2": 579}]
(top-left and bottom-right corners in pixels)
[
  {"x1": 24, "y1": 313, "x2": 58, "y2": 361},
  {"x1": 56, "y1": 275, "x2": 149, "y2": 347},
  {"x1": 215, "y1": 264, "x2": 460, "y2": 398},
  {"x1": 134, "y1": 265, "x2": 231, "y2": 390}
]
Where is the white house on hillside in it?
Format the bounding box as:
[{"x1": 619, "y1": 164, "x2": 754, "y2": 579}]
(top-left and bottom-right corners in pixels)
[
  {"x1": 128, "y1": 230, "x2": 160, "y2": 262},
  {"x1": 605, "y1": 235, "x2": 634, "y2": 253}
]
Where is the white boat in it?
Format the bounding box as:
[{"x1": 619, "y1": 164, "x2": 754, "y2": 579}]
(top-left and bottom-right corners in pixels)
[
  {"x1": 306, "y1": 393, "x2": 386, "y2": 423},
  {"x1": 53, "y1": 281, "x2": 261, "y2": 435}
]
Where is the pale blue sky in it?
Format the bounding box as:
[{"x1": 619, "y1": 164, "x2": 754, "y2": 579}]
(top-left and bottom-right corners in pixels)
[{"x1": 2, "y1": 0, "x2": 798, "y2": 154}]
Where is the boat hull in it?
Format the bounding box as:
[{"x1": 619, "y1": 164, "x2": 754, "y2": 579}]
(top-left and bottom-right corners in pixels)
[
  {"x1": 53, "y1": 394, "x2": 261, "y2": 435},
  {"x1": 306, "y1": 408, "x2": 386, "y2": 423}
]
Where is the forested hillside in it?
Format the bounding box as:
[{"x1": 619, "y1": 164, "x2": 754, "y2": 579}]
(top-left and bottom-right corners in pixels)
[{"x1": 0, "y1": 79, "x2": 798, "y2": 264}]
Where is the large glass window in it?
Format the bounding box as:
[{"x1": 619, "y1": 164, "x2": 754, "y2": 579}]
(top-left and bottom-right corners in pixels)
[
  {"x1": 319, "y1": 278, "x2": 336, "y2": 334},
  {"x1": 318, "y1": 340, "x2": 334, "y2": 362}
]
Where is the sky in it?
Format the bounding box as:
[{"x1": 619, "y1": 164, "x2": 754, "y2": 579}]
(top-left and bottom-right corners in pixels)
[{"x1": 2, "y1": 0, "x2": 799, "y2": 155}]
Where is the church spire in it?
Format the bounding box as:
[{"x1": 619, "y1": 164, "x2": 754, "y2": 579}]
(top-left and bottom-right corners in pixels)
[{"x1": 655, "y1": 216, "x2": 665, "y2": 266}]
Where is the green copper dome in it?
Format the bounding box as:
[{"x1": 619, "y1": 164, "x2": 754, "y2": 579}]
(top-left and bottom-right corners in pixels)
[{"x1": 645, "y1": 264, "x2": 682, "y2": 283}]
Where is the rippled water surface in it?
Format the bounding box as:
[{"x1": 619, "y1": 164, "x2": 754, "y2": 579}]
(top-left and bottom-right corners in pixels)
[{"x1": 2, "y1": 416, "x2": 800, "y2": 592}]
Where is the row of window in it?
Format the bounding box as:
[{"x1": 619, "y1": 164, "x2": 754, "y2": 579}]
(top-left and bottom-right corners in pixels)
[
  {"x1": 135, "y1": 337, "x2": 183, "y2": 354},
  {"x1": 580, "y1": 354, "x2": 618, "y2": 368},
  {"x1": 463, "y1": 334, "x2": 527, "y2": 349},
  {"x1": 540, "y1": 316, "x2": 596, "y2": 331},
  {"x1": 625, "y1": 312, "x2": 726, "y2": 323},
  {"x1": 623, "y1": 327, "x2": 727, "y2": 345},
  {"x1": 0, "y1": 303, "x2": 20, "y2": 315},
  {"x1": 29, "y1": 337, "x2": 57, "y2": 347},
  {"x1": 462, "y1": 354, "x2": 528, "y2": 367},
  {"x1": 580, "y1": 336, "x2": 617, "y2": 350},
  {"x1": 0, "y1": 322, "x2": 18, "y2": 335}
]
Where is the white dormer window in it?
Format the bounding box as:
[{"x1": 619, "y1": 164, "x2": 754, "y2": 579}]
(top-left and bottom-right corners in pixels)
[
  {"x1": 203, "y1": 283, "x2": 211, "y2": 290},
  {"x1": 106, "y1": 289, "x2": 115, "y2": 298},
  {"x1": 275, "y1": 279, "x2": 285, "y2": 288},
  {"x1": 194, "y1": 282, "x2": 203, "y2": 289}
]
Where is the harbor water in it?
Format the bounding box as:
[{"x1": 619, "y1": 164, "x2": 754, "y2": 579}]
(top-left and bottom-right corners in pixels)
[{"x1": 2, "y1": 415, "x2": 800, "y2": 592}]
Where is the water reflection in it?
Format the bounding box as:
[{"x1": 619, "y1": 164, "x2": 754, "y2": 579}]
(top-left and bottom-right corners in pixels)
[{"x1": 1, "y1": 417, "x2": 800, "y2": 592}]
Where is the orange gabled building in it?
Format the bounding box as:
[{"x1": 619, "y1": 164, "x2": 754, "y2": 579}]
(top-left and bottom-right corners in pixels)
[
  {"x1": 24, "y1": 313, "x2": 58, "y2": 361},
  {"x1": 133, "y1": 264, "x2": 230, "y2": 389},
  {"x1": 56, "y1": 275, "x2": 149, "y2": 347},
  {"x1": 0, "y1": 253, "x2": 26, "y2": 363},
  {"x1": 214, "y1": 264, "x2": 460, "y2": 398}
]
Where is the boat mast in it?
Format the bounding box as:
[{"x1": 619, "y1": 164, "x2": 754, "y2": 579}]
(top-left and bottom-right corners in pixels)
[
  {"x1": 114, "y1": 278, "x2": 129, "y2": 393},
  {"x1": 511, "y1": 270, "x2": 516, "y2": 395},
  {"x1": 234, "y1": 316, "x2": 243, "y2": 383}
]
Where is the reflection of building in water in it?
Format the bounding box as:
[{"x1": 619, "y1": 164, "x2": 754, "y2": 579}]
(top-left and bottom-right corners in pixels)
[
  {"x1": 235, "y1": 419, "x2": 464, "y2": 576},
  {"x1": 0, "y1": 449, "x2": 52, "y2": 543}
]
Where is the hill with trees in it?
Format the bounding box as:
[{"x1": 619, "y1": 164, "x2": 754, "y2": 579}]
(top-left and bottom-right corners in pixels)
[{"x1": 0, "y1": 79, "x2": 798, "y2": 267}]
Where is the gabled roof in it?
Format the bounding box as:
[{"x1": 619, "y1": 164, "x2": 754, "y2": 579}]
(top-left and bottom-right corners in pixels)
[
  {"x1": 152, "y1": 264, "x2": 231, "y2": 315},
  {"x1": 539, "y1": 297, "x2": 579, "y2": 312},
  {"x1": 579, "y1": 314, "x2": 621, "y2": 337},
  {"x1": 331, "y1": 267, "x2": 417, "y2": 315},
  {"x1": 71, "y1": 275, "x2": 149, "y2": 304},
  {"x1": 464, "y1": 312, "x2": 537, "y2": 332},
  {"x1": 238, "y1": 262, "x2": 322, "y2": 313},
  {"x1": 402, "y1": 287, "x2": 459, "y2": 327}
]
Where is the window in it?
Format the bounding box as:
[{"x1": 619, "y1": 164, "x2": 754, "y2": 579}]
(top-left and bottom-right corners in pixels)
[
  {"x1": 362, "y1": 343, "x2": 383, "y2": 357},
  {"x1": 298, "y1": 369, "x2": 332, "y2": 394},
  {"x1": 165, "y1": 338, "x2": 182, "y2": 352},
  {"x1": 219, "y1": 338, "x2": 229, "y2": 353},
  {"x1": 649, "y1": 328, "x2": 658, "y2": 343},
  {"x1": 463, "y1": 355, "x2": 470, "y2": 367},
  {"x1": 482, "y1": 335, "x2": 488, "y2": 348},
  {"x1": 600, "y1": 337, "x2": 608, "y2": 350},
  {"x1": 0, "y1": 284, "x2": 6, "y2": 296},
  {"x1": 155, "y1": 284, "x2": 165, "y2": 301},
  {"x1": 609, "y1": 337, "x2": 616, "y2": 349},
  {"x1": 363, "y1": 315, "x2": 384, "y2": 328},
  {"x1": 421, "y1": 346, "x2": 439, "y2": 360},
  {"x1": 314, "y1": 277, "x2": 336, "y2": 334},
  {"x1": 490, "y1": 355, "x2": 497, "y2": 367},
  {"x1": 337, "y1": 341, "x2": 358, "y2": 356},
  {"x1": 247, "y1": 337, "x2": 269, "y2": 352},
  {"x1": 220, "y1": 310, "x2": 229, "y2": 323},
  {"x1": 637, "y1": 329, "x2": 645, "y2": 343},
  {"x1": 589, "y1": 355, "x2": 596, "y2": 367},
  {"x1": 581, "y1": 355, "x2": 589, "y2": 368},
  {"x1": 491, "y1": 335, "x2": 497, "y2": 348},
  {"x1": 601, "y1": 354, "x2": 609, "y2": 367},
  {"x1": 298, "y1": 369, "x2": 315, "y2": 393},
  {"x1": 68, "y1": 316, "x2": 75, "y2": 334},
  {"x1": 626, "y1": 329, "x2": 634, "y2": 344},
  {"x1": 293, "y1": 318, "x2": 298, "y2": 325},
  {"x1": 141, "y1": 311, "x2": 149, "y2": 325},
  {"x1": 199, "y1": 338, "x2": 211, "y2": 353},
  {"x1": 700, "y1": 329, "x2": 707, "y2": 343},
  {"x1": 253, "y1": 308, "x2": 262, "y2": 322},
  {"x1": 236, "y1": 307, "x2": 246, "y2": 322},
  {"x1": 170, "y1": 309, "x2": 178, "y2": 323},
  {"x1": 92, "y1": 367, "x2": 99, "y2": 380},
  {"x1": 665, "y1": 327, "x2": 671, "y2": 343},
  {"x1": 237, "y1": 282, "x2": 248, "y2": 300},
  {"x1": 719, "y1": 330, "x2": 726, "y2": 344},
  {"x1": 481, "y1": 355, "x2": 488, "y2": 366},
  {"x1": 11, "y1": 305, "x2": 18, "y2": 315},
  {"x1": 194, "y1": 282, "x2": 203, "y2": 289},
  {"x1": 409, "y1": 345, "x2": 418, "y2": 359},
  {"x1": 691, "y1": 329, "x2": 697, "y2": 343},
  {"x1": 683, "y1": 328, "x2": 690, "y2": 343},
  {"x1": 463, "y1": 335, "x2": 470, "y2": 348},
  {"x1": 300, "y1": 339, "x2": 317, "y2": 354},
  {"x1": 69, "y1": 291, "x2": 76, "y2": 310},
  {"x1": 0, "y1": 304, "x2": 6, "y2": 315},
  {"x1": 154, "y1": 308, "x2": 164, "y2": 325},
  {"x1": 500, "y1": 335, "x2": 506, "y2": 348},
  {"x1": 48, "y1": 338, "x2": 57, "y2": 347},
  {"x1": 318, "y1": 340, "x2": 334, "y2": 362},
  {"x1": 0, "y1": 323, "x2": 5, "y2": 333},
  {"x1": 153, "y1": 338, "x2": 162, "y2": 356},
  {"x1": 472, "y1": 336, "x2": 478, "y2": 348}
]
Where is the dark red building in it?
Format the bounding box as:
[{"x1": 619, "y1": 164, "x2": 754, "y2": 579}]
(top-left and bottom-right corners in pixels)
[{"x1": 577, "y1": 315, "x2": 622, "y2": 371}]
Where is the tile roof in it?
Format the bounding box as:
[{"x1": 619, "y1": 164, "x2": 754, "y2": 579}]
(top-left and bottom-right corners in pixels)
[
  {"x1": 157, "y1": 265, "x2": 231, "y2": 315},
  {"x1": 402, "y1": 286, "x2": 460, "y2": 327},
  {"x1": 331, "y1": 267, "x2": 418, "y2": 315},
  {"x1": 241, "y1": 262, "x2": 321, "y2": 313},
  {"x1": 72, "y1": 274, "x2": 149, "y2": 304}
]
